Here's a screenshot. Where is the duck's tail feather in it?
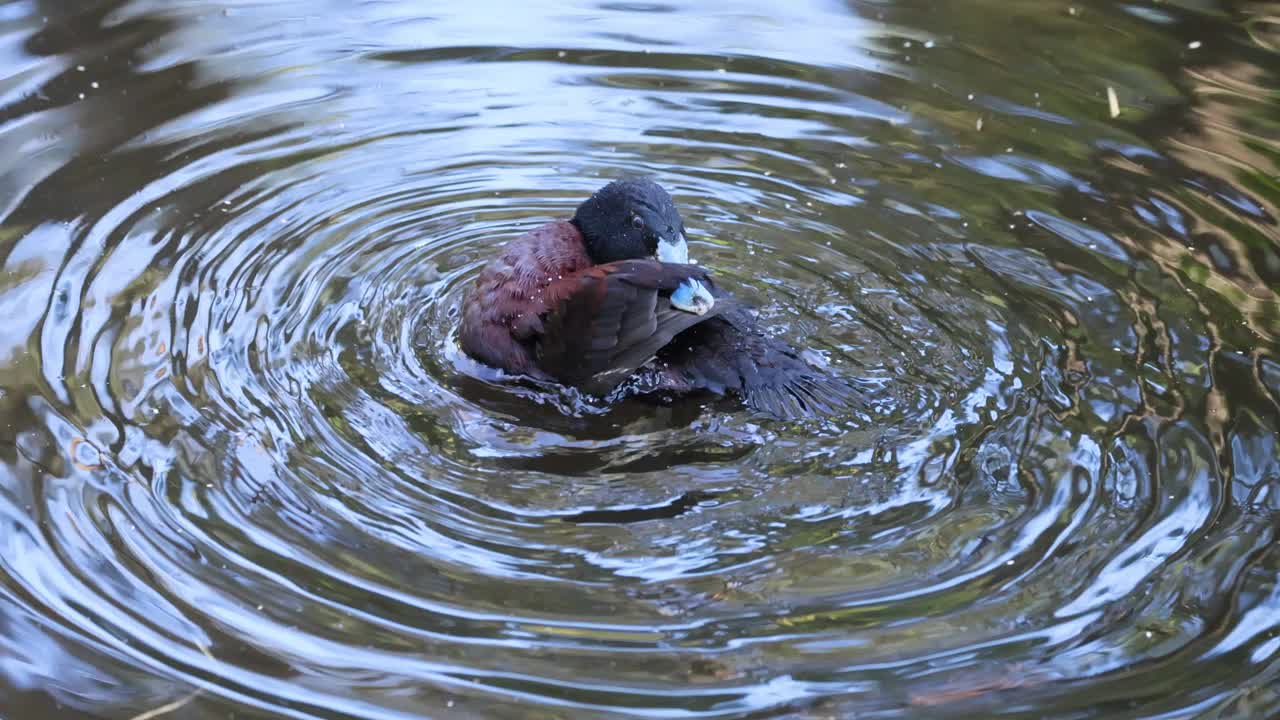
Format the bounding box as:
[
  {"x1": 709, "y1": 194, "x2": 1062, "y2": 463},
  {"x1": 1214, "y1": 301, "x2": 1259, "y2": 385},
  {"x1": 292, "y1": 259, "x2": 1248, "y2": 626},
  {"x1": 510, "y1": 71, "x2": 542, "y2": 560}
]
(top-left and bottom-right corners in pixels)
[
  {"x1": 740, "y1": 365, "x2": 863, "y2": 419},
  {"x1": 653, "y1": 307, "x2": 862, "y2": 420}
]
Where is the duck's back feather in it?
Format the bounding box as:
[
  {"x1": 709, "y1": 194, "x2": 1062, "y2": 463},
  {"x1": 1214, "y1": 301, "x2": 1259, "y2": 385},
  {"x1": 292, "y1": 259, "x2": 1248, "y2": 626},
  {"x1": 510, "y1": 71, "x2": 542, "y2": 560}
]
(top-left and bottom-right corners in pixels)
[
  {"x1": 460, "y1": 221, "x2": 729, "y2": 392},
  {"x1": 536, "y1": 260, "x2": 726, "y2": 394}
]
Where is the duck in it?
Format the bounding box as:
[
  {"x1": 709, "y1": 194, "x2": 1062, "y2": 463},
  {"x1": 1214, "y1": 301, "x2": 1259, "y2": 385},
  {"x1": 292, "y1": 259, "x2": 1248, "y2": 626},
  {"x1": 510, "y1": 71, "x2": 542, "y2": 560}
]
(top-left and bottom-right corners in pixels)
[{"x1": 458, "y1": 177, "x2": 857, "y2": 418}]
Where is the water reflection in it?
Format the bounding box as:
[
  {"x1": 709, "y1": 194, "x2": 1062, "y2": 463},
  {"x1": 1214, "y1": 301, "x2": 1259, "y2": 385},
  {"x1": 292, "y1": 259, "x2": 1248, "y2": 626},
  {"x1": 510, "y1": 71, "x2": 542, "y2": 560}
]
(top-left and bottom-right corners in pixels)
[{"x1": 0, "y1": 0, "x2": 1277, "y2": 718}]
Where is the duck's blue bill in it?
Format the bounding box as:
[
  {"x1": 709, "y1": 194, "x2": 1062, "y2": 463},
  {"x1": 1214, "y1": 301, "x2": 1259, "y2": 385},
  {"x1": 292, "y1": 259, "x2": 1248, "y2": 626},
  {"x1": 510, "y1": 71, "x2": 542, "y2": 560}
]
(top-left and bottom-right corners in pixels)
[
  {"x1": 671, "y1": 278, "x2": 715, "y2": 315},
  {"x1": 657, "y1": 235, "x2": 689, "y2": 264}
]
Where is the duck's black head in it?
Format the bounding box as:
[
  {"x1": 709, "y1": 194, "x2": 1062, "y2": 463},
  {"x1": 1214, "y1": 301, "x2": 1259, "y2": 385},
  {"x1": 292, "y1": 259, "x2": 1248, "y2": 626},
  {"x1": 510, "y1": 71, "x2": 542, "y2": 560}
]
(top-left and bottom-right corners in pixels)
[{"x1": 571, "y1": 177, "x2": 690, "y2": 265}]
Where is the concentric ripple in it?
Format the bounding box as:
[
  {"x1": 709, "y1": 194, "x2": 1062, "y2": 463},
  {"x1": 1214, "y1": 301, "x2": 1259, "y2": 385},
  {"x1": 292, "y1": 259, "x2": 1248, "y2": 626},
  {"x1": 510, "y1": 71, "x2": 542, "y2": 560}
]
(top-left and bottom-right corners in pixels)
[{"x1": 1, "y1": 1, "x2": 1278, "y2": 718}]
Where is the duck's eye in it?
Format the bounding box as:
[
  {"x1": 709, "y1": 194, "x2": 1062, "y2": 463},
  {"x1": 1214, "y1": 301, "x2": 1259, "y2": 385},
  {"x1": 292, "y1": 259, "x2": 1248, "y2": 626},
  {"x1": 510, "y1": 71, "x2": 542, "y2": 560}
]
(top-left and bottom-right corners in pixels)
[{"x1": 631, "y1": 215, "x2": 645, "y2": 230}]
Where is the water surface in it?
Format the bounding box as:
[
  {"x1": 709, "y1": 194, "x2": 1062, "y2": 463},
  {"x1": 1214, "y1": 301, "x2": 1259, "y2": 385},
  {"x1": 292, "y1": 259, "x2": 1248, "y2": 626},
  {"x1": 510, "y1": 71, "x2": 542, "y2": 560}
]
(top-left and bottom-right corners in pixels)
[{"x1": 1, "y1": 0, "x2": 1278, "y2": 718}]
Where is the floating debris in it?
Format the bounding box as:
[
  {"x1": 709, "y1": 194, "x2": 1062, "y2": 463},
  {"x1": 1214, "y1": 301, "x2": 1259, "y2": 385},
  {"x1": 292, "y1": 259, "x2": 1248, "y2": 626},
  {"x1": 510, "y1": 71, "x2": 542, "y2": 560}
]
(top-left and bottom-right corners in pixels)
[
  {"x1": 1107, "y1": 86, "x2": 1120, "y2": 118},
  {"x1": 126, "y1": 690, "x2": 203, "y2": 720}
]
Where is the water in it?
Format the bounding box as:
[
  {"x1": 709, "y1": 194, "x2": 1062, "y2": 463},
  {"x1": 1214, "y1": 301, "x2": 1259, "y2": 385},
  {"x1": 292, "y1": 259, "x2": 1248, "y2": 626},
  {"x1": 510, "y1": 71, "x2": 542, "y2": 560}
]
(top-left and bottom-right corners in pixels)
[{"x1": 1, "y1": 1, "x2": 1278, "y2": 718}]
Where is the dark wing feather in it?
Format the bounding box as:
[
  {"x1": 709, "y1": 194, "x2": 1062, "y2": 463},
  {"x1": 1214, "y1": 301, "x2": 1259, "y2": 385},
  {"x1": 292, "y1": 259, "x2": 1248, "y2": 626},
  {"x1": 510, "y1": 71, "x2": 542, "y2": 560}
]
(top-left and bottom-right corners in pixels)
[{"x1": 535, "y1": 260, "x2": 729, "y2": 394}]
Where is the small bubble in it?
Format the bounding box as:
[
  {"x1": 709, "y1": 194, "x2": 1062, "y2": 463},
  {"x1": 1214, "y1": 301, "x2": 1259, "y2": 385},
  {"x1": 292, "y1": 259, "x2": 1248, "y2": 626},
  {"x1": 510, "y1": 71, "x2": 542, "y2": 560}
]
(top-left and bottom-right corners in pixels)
[
  {"x1": 556, "y1": 50, "x2": 566, "y2": 58},
  {"x1": 967, "y1": 93, "x2": 974, "y2": 101},
  {"x1": 1188, "y1": 40, "x2": 1202, "y2": 49},
  {"x1": 76, "y1": 64, "x2": 85, "y2": 72},
  {"x1": 90, "y1": 81, "x2": 99, "y2": 89},
  {"x1": 924, "y1": 40, "x2": 935, "y2": 49},
  {"x1": 70, "y1": 438, "x2": 102, "y2": 471}
]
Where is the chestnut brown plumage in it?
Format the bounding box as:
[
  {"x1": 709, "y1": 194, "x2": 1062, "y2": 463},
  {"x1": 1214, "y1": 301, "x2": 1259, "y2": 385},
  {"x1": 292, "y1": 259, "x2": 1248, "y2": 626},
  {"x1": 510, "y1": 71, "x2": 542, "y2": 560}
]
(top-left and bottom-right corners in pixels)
[{"x1": 458, "y1": 178, "x2": 857, "y2": 418}]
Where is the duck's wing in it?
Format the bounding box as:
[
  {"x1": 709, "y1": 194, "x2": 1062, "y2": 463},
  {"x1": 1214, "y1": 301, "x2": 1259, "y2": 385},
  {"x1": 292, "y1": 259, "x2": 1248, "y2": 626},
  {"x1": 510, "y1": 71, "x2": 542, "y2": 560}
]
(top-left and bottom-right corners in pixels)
[{"x1": 535, "y1": 260, "x2": 731, "y2": 394}]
